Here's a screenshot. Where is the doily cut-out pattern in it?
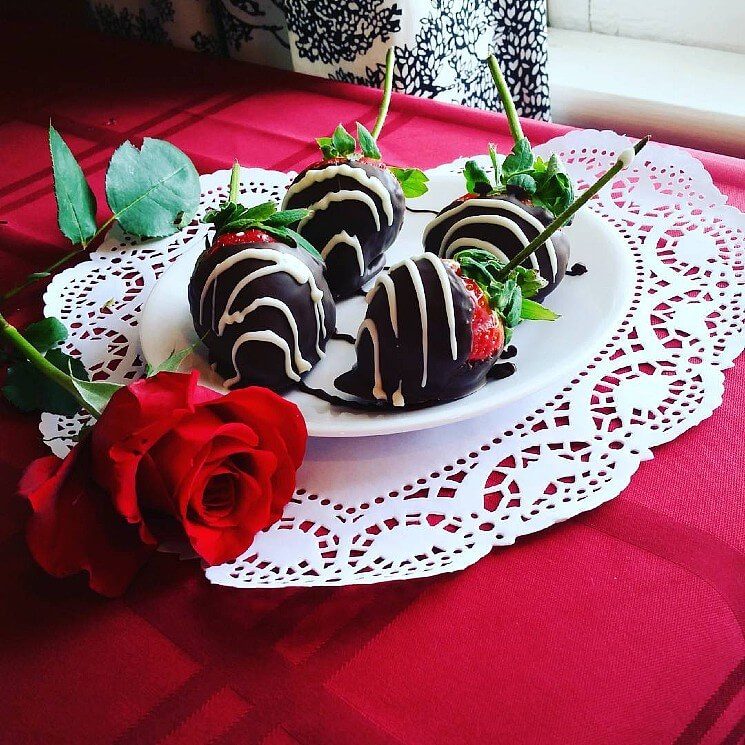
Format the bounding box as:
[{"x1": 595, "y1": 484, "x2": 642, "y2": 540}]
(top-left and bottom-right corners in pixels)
[{"x1": 41, "y1": 130, "x2": 744, "y2": 588}]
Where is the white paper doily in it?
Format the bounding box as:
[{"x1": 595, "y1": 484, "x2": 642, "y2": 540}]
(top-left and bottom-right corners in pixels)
[{"x1": 42, "y1": 130, "x2": 744, "y2": 588}]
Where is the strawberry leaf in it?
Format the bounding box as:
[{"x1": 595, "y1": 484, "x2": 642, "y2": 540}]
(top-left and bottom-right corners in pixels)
[
  {"x1": 389, "y1": 167, "x2": 429, "y2": 198},
  {"x1": 331, "y1": 124, "x2": 356, "y2": 157},
  {"x1": 502, "y1": 137, "x2": 534, "y2": 175},
  {"x1": 521, "y1": 298, "x2": 559, "y2": 321},
  {"x1": 49, "y1": 125, "x2": 98, "y2": 246},
  {"x1": 507, "y1": 173, "x2": 537, "y2": 194},
  {"x1": 463, "y1": 160, "x2": 493, "y2": 194},
  {"x1": 263, "y1": 208, "x2": 309, "y2": 227},
  {"x1": 357, "y1": 122, "x2": 381, "y2": 159},
  {"x1": 270, "y1": 227, "x2": 323, "y2": 262},
  {"x1": 489, "y1": 143, "x2": 502, "y2": 185},
  {"x1": 316, "y1": 137, "x2": 337, "y2": 159}
]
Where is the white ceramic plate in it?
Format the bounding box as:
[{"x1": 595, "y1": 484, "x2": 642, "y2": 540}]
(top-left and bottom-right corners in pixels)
[{"x1": 140, "y1": 175, "x2": 635, "y2": 438}]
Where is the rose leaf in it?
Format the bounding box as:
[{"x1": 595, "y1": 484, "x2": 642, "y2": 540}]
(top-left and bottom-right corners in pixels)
[{"x1": 106, "y1": 138, "x2": 200, "y2": 238}]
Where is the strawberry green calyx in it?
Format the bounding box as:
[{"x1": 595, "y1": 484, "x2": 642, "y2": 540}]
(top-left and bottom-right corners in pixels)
[
  {"x1": 453, "y1": 248, "x2": 559, "y2": 345},
  {"x1": 462, "y1": 54, "x2": 574, "y2": 217},
  {"x1": 462, "y1": 141, "x2": 574, "y2": 218},
  {"x1": 204, "y1": 162, "x2": 321, "y2": 260},
  {"x1": 312, "y1": 48, "x2": 429, "y2": 199}
]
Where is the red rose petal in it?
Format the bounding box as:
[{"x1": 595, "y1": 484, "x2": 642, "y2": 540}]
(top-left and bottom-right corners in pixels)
[
  {"x1": 19, "y1": 441, "x2": 155, "y2": 597},
  {"x1": 205, "y1": 387, "x2": 307, "y2": 469}
]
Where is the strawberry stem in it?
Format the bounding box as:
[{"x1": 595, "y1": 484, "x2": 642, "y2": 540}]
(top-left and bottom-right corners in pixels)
[
  {"x1": 0, "y1": 312, "x2": 98, "y2": 416},
  {"x1": 371, "y1": 47, "x2": 395, "y2": 141},
  {"x1": 487, "y1": 54, "x2": 523, "y2": 145},
  {"x1": 228, "y1": 160, "x2": 240, "y2": 204},
  {"x1": 496, "y1": 136, "x2": 650, "y2": 280}
]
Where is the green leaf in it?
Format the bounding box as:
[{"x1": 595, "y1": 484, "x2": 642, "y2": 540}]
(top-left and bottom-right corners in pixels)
[
  {"x1": 496, "y1": 278, "x2": 517, "y2": 313},
  {"x1": 239, "y1": 201, "x2": 277, "y2": 222},
  {"x1": 463, "y1": 160, "x2": 493, "y2": 194},
  {"x1": 106, "y1": 138, "x2": 200, "y2": 238},
  {"x1": 49, "y1": 125, "x2": 98, "y2": 246},
  {"x1": 532, "y1": 156, "x2": 548, "y2": 174},
  {"x1": 510, "y1": 265, "x2": 546, "y2": 299},
  {"x1": 23, "y1": 317, "x2": 68, "y2": 354},
  {"x1": 68, "y1": 374, "x2": 123, "y2": 418},
  {"x1": 502, "y1": 137, "x2": 534, "y2": 176},
  {"x1": 268, "y1": 227, "x2": 323, "y2": 262},
  {"x1": 356, "y1": 122, "x2": 381, "y2": 159},
  {"x1": 2, "y1": 349, "x2": 88, "y2": 416},
  {"x1": 316, "y1": 137, "x2": 337, "y2": 159},
  {"x1": 521, "y1": 298, "x2": 560, "y2": 321},
  {"x1": 488, "y1": 143, "x2": 502, "y2": 186},
  {"x1": 507, "y1": 173, "x2": 537, "y2": 194},
  {"x1": 331, "y1": 124, "x2": 356, "y2": 157},
  {"x1": 146, "y1": 342, "x2": 198, "y2": 377},
  {"x1": 389, "y1": 167, "x2": 429, "y2": 199},
  {"x1": 504, "y1": 284, "x2": 523, "y2": 328},
  {"x1": 263, "y1": 208, "x2": 309, "y2": 227}
]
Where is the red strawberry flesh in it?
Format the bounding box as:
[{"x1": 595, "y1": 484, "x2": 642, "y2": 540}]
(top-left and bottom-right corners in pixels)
[
  {"x1": 461, "y1": 275, "x2": 505, "y2": 362},
  {"x1": 211, "y1": 229, "x2": 274, "y2": 253}
]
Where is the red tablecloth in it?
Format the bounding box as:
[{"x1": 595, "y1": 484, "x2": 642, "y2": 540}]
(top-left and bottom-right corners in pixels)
[{"x1": 1, "y1": 20, "x2": 743, "y2": 745}]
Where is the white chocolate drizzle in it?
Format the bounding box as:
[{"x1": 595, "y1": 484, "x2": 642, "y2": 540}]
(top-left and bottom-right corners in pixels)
[
  {"x1": 357, "y1": 319, "x2": 386, "y2": 400},
  {"x1": 443, "y1": 238, "x2": 510, "y2": 264},
  {"x1": 421, "y1": 252, "x2": 457, "y2": 360},
  {"x1": 321, "y1": 230, "x2": 365, "y2": 275},
  {"x1": 283, "y1": 164, "x2": 394, "y2": 225},
  {"x1": 298, "y1": 190, "x2": 381, "y2": 232},
  {"x1": 198, "y1": 248, "x2": 327, "y2": 385},
  {"x1": 424, "y1": 197, "x2": 558, "y2": 279},
  {"x1": 441, "y1": 215, "x2": 541, "y2": 272},
  {"x1": 365, "y1": 273, "x2": 399, "y2": 337},
  {"x1": 404, "y1": 258, "x2": 429, "y2": 387},
  {"x1": 221, "y1": 297, "x2": 312, "y2": 374},
  {"x1": 223, "y1": 330, "x2": 300, "y2": 387}
]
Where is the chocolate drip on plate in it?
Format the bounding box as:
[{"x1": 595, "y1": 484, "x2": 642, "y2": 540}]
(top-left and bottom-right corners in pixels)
[{"x1": 566, "y1": 262, "x2": 588, "y2": 276}]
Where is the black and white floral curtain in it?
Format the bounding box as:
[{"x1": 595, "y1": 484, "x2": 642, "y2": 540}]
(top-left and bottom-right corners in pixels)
[{"x1": 88, "y1": 0, "x2": 550, "y2": 120}]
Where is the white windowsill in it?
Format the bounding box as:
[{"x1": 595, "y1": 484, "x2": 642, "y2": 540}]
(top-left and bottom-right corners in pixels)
[{"x1": 548, "y1": 28, "x2": 745, "y2": 157}]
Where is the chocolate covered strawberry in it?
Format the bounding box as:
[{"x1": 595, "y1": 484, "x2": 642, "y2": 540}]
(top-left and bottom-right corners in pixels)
[
  {"x1": 334, "y1": 249, "x2": 556, "y2": 407},
  {"x1": 189, "y1": 163, "x2": 336, "y2": 392},
  {"x1": 423, "y1": 54, "x2": 575, "y2": 300},
  {"x1": 282, "y1": 48, "x2": 428, "y2": 300}
]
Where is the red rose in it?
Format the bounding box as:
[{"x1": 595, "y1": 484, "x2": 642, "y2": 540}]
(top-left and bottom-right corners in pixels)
[{"x1": 19, "y1": 371, "x2": 307, "y2": 596}]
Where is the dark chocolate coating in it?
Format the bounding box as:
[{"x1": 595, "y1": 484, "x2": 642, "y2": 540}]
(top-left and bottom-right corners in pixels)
[
  {"x1": 188, "y1": 240, "x2": 336, "y2": 392},
  {"x1": 422, "y1": 193, "x2": 570, "y2": 300},
  {"x1": 335, "y1": 255, "x2": 498, "y2": 407},
  {"x1": 282, "y1": 159, "x2": 405, "y2": 300}
]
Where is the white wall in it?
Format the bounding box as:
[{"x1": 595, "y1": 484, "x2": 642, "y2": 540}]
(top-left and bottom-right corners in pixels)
[{"x1": 548, "y1": 0, "x2": 745, "y2": 54}]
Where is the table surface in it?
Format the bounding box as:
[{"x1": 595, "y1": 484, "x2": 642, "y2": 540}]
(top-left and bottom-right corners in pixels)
[{"x1": 1, "y1": 20, "x2": 743, "y2": 745}]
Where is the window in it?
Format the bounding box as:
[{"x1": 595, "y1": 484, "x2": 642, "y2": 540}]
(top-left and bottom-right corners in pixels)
[{"x1": 547, "y1": 0, "x2": 745, "y2": 155}]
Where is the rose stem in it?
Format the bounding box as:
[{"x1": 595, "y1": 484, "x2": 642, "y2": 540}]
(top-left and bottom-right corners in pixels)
[
  {"x1": 0, "y1": 311, "x2": 98, "y2": 416},
  {"x1": 0, "y1": 218, "x2": 115, "y2": 305},
  {"x1": 487, "y1": 54, "x2": 523, "y2": 144},
  {"x1": 228, "y1": 159, "x2": 240, "y2": 204},
  {"x1": 371, "y1": 47, "x2": 395, "y2": 140},
  {"x1": 496, "y1": 137, "x2": 650, "y2": 280}
]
